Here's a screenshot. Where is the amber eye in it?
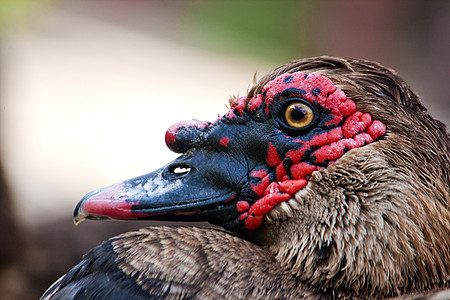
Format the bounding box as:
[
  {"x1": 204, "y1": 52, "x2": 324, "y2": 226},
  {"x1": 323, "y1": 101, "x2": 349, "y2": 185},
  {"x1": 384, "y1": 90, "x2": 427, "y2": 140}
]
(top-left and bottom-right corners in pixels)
[{"x1": 284, "y1": 102, "x2": 315, "y2": 128}]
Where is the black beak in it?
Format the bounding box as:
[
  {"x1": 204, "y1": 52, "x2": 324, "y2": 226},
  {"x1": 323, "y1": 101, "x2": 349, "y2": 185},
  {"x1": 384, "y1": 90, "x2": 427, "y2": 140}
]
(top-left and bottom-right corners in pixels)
[{"x1": 74, "y1": 153, "x2": 239, "y2": 226}]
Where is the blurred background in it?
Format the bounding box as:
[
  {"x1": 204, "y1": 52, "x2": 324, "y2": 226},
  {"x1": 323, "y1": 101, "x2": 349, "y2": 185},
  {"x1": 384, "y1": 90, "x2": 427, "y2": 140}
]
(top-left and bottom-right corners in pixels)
[{"x1": 0, "y1": 0, "x2": 448, "y2": 299}]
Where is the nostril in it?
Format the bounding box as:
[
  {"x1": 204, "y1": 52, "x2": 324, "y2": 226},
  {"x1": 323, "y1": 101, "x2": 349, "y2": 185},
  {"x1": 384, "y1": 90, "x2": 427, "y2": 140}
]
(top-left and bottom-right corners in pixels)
[
  {"x1": 171, "y1": 165, "x2": 191, "y2": 176},
  {"x1": 165, "y1": 163, "x2": 193, "y2": 179}
]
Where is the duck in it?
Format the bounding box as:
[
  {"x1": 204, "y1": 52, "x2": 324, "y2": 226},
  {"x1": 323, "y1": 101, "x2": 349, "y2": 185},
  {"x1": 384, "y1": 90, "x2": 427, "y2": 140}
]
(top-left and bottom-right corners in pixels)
[{"x1": 41, "y1": 57, "x2": 449, "y2": 299}]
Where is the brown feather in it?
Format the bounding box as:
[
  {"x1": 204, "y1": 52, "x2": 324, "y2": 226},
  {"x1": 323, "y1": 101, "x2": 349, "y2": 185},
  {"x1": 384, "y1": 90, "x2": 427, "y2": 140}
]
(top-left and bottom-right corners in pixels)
[
  {"x1": 251, "y1": 57, "x2": 449, "y2": 298},
  {"x1": 111, "y1": 226, "x2": 325, "y2": 299}
]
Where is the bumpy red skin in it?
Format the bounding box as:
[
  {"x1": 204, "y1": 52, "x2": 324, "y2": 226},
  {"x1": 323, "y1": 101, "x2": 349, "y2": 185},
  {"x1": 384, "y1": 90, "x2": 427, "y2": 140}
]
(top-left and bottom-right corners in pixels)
[{"x1": 167, "y1": 72, "x2": 386, "y2": 230}]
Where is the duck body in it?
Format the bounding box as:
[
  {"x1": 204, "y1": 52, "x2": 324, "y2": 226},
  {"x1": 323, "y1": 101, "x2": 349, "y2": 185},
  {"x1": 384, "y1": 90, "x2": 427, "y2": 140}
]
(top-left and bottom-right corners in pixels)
[
  {"x1": 41, "y1": 57, "x2": 449, "y2": 299},
  {"x1": 44, "y1": 227, "x2": 325, "y2": 299}
]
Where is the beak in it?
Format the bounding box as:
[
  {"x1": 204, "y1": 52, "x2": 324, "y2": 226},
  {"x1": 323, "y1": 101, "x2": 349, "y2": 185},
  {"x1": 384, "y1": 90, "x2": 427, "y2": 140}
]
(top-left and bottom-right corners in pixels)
[{"x1": 74, "y1": 156, "x2": 238, "y2": 226}]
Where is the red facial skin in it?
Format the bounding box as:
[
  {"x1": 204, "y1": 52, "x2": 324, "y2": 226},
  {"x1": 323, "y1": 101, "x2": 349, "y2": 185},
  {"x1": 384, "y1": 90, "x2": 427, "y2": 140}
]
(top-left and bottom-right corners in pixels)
[
  {"x1": 219, "y1": 137, "x2": 230, "y2": 147},
  {"x1": 166, "y1": 72, "x2": 386, "y2": 230},
  {"x1": 232, "y1": 72, "x2": 385, "y2": 230}
]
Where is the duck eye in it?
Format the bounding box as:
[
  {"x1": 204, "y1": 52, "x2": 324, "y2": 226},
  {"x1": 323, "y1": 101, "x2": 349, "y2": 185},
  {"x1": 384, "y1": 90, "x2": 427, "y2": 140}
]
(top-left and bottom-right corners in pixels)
[{"x1": 284, "y1": 102, "x2": 315, "y2": 128}]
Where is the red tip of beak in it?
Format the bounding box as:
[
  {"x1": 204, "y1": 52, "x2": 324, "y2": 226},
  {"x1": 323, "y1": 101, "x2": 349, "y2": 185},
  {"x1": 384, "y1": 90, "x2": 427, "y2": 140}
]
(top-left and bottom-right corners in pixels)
[{"x1": 74, "y1": 181, "x2": 147, "y2": 224}]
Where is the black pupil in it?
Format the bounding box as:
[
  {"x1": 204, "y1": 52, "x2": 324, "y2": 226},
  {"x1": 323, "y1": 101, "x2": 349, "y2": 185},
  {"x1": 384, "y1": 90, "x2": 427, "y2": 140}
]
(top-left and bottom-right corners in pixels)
[{"x1": 291, "y1": 107, "x2": 305, "y2": 121}]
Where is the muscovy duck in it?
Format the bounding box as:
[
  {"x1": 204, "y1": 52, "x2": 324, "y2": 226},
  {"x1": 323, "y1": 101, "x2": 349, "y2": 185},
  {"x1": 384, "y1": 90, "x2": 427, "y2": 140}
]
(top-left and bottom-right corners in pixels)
[{"x1": 41, "y1": 57, "x2": 449, "y2": 299}]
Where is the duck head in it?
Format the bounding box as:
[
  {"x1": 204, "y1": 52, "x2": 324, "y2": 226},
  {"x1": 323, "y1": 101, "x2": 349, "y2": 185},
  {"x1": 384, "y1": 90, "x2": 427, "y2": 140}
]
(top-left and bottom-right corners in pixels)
[
  {"x1": 74, "y1": 70, "x2": 385, "y2": 231},
  {"x1": 74, "y1": 57, "x2": 449, "y2": 297}
]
